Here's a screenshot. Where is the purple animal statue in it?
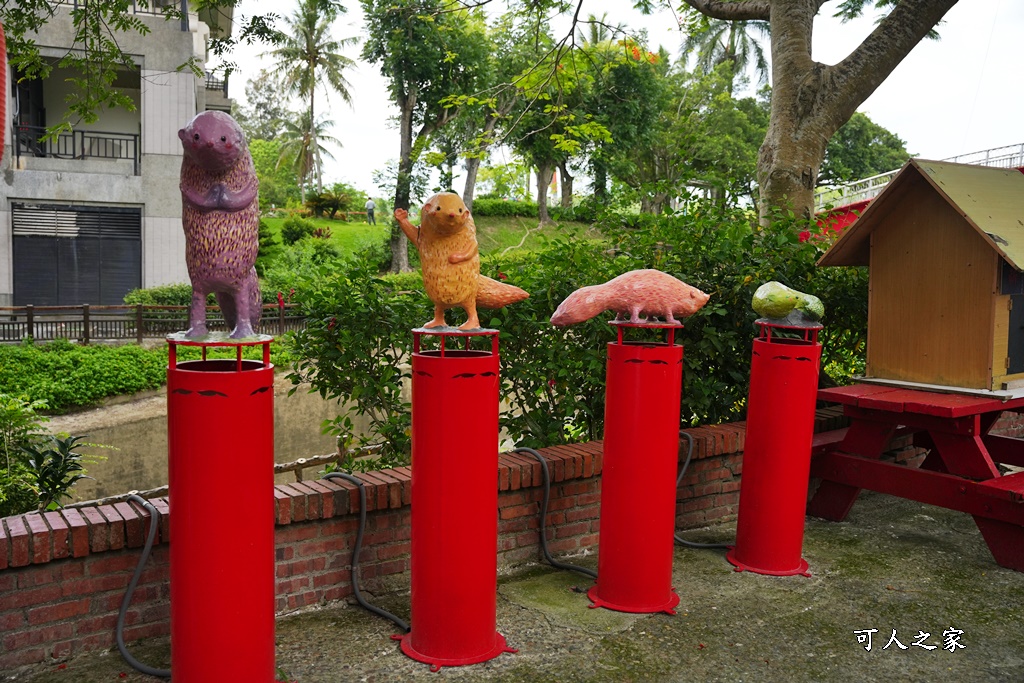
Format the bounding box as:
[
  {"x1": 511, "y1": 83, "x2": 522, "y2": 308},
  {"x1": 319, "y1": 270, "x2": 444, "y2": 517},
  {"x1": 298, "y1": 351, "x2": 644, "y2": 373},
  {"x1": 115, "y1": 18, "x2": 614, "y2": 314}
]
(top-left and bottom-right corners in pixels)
[
  {"x1": 550, "y1": 269, "x2": 710, "y2": 326},
  {"x1": 178, "y1": 110, "x2": 261, "y2": 338}
]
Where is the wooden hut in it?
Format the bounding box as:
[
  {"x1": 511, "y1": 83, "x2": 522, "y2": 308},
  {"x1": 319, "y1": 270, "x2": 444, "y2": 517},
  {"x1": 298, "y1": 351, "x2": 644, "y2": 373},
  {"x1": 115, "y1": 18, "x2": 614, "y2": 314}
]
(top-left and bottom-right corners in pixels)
[{"x1": 818, "y1": 159, "x2": 1024, "y2": 392}]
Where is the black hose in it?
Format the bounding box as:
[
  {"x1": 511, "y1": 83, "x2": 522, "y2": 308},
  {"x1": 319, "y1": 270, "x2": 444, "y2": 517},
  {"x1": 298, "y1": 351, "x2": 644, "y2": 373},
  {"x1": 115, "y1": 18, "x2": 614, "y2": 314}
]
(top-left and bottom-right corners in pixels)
[
  {"x1": 116, "y1": 494, "x2": 171, "y2": 678},
  {"x1": 674, "y1": 431, "x2": 731, "y2": 550},
  {"x1": 513, "y1": 447, "x2": 598, "y2": 579},
  {"x1": 322, "y1": 472, "x2": 411, "y2": 632}
]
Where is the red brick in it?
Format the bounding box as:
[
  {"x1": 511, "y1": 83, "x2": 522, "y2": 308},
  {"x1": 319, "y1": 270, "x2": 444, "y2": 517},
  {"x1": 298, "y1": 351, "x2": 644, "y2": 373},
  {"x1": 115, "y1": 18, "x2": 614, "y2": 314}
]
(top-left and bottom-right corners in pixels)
[
  {"x1": 121, "y1": 621, "x2": 169, "y2": 643},
  {"x1": 682, "y1": 497, "x2": 714, "y2": 512},
  {"x1": 150, "y1": 498, "x2": 171, "y2": 543},
  {"x1": 113, "y1": 501, "x2": 145, "y2": 548},
  {"x1": 79, "y1": 507, "x2": 109, "y2": 553},
  {"x1": 578, "y1": 491, "x2": 601, "y2": 506},
  {"x1": 86, "y1": 552, "x2": 141, "y2": 576},
  {"x1": 275, "y1": 523, "x2": 319, "y2": 544},
  {"x1": 23, "y1": 513, "x2": 51, "y2": 565},
  {"x1": 375, "y1": 542, "x2": 411, "y2": 561},
  {"x1": 6, "y1": 516, "x2": 31, "y2": 567},
  {"x1": 42, "y1": 511, "x2": 70, "y2": 560},
  {"x1": 0, "y1": 647, "x2": 47, "y2": 669},
  {"x1": 0, "y1": 522, "x2": 7, "y2": 570},
  {"x1": 578, "y1": 532, "x2": 599, "y2": 548},
  {"x1": 74, "y1": 614, "x2": 119, "y2": 636},
  {"x1": 499, "y1": 503, "x2": 536, "y2": 520},
  {"x1": 0, "y1": 611, "x2": 27, "y2": 631},
  {"x1": 274, "y1": 487, "x2": 292, "y2": 525},
  {"x1": 303, "y1": 480, "x2": 336, "y2": 518},
  {"x1": 700, "y1": 466, "x2": 731, "y2": 483},
  {"x1": 373, "y1": 470, "x2": 404, "y2": 509},
  {"x1": 96, "y1": 505, "x2": 125, "y2": 550},
  {"x1": 555, "y1": 521, "x2": 591, "y2": 539},
  {"x1": 61, "y1": 573, "x2": 129, "y2": 599},
  {"x1": 312, "y1": 569, "x2": 349, "y2": 589},
  {"x1": 497, "y1": 465, "x2": 510, "y2": 491},
  {"x1": 354, "y1": 472, "x2": 388, "y2": 511},
  {"x1": 565, "y1": 506, "x2": 599, "y2": 523},
  {"x1": 545, "y1": 537, "x2": 580, "y2": 554},
  {"x1": 277, "y1": 484, "x2": 309, "y2": 522},
  {"x1": 290, "y1": 482, "x2": 323, "y2": 519},
  {"x1": 277, "y1": 558, "x2": 317, "y2": 578},
  {"x1": 317, "y1": 478, "x2": 351, "y2": 516},
  {"x1": 0, "y1": 582, "x2": 62, "y2": 611},
  {"x1": 389, "y1": 466, "x2": 414, "y2": 506},
  {"x1": 503, "y1": 453, "x2": 536, "y2": 487},
  {"x1": 26, "y1": 599, "x2": 89, "y2": 626}
]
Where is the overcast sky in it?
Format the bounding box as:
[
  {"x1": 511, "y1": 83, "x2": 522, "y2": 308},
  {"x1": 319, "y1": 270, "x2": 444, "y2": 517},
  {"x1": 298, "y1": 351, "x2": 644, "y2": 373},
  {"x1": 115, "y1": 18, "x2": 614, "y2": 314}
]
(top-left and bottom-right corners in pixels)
[{"x1": 226, "y1": 0, "x2": 1023, "y2": 197}]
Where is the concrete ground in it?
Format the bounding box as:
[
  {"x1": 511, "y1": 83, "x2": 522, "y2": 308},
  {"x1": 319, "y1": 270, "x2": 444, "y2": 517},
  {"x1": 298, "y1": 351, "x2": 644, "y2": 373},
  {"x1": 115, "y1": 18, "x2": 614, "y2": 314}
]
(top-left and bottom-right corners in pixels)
[{"x1": 7, "y1": 491, "x2": 1024, "y2": 682}]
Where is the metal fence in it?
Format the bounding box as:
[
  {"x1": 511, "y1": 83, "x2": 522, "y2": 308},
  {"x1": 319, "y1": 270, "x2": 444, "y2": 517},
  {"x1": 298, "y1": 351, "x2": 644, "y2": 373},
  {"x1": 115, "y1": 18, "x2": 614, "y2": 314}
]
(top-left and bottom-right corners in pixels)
[
  {"x1": 13, "y1": 124, "x2": 141, "y2": 175},
  {"x1": 0, "y1": 304, "x2": 304, "y2": 344}
]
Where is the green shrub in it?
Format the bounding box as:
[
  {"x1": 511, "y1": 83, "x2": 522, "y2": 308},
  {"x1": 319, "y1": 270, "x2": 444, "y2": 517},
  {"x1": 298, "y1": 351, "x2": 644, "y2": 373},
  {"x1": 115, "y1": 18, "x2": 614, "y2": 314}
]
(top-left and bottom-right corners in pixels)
[
  {"x1": 471, "y1": 198, "x2": 538, "y2": 218},
  {"x1": 0, "y1": 394, "x2": 50, "y2": 517},
  {"x1": 286, "y1": 202, "x2": 868, "y2": 459},
  {"x1": 124, "y1": 283, "x2": 198, "y2": 307},
  {"x1": 0, "y1": 340, "x2": 167, "y2": 412},
  {"x1": 281, "y1": 216, "x2": 317, "y2": 245}
]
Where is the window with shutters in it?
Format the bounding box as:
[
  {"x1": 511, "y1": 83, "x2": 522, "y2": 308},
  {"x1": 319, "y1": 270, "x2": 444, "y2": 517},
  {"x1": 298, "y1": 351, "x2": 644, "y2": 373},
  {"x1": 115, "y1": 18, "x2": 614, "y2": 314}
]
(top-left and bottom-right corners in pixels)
[{"x1": 11, "y1": 203, "x2": 142, "y2": 306}]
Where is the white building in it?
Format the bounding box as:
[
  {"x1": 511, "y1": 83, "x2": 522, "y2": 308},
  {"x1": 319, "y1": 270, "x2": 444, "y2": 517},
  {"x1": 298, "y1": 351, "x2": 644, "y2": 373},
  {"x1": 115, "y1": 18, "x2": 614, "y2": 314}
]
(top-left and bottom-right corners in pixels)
[{"x1": 0, "y1": 2, "x2": 233, "y2": 306}]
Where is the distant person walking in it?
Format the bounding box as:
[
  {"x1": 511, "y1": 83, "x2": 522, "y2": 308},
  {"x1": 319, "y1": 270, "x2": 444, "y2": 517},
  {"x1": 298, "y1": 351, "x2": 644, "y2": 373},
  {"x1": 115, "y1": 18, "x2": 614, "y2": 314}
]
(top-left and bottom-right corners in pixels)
[{"x1": 365, "y1": 198, "x2": 376, "y2": 225}]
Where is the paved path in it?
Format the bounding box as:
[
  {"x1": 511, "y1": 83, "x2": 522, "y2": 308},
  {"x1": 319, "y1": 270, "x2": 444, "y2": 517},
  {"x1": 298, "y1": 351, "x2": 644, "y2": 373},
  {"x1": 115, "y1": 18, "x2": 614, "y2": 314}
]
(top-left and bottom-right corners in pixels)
[{"x1": 9, "y1": 491, "x2": 1024, "y2": 682}]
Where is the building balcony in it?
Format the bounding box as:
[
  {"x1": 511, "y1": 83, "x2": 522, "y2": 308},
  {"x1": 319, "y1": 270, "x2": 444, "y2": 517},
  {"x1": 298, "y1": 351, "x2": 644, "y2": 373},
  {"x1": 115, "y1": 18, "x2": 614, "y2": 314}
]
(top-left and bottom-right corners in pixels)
[{"x1": 12, "y1": 124, "x2": 140, "y2": 176}]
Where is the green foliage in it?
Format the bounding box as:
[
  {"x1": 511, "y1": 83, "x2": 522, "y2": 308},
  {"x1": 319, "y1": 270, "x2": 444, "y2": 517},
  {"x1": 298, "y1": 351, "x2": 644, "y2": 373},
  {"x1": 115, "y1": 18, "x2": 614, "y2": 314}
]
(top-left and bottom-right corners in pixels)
[
  {"x1": 23, "y1": 435, "x2": 93, "y2": 511},
  {"x1": 124, "y1": 283, "x2": 200, "y2": 307},
  {"x1": 0, "y1": 393, "x2": 49, "y2": 517},
  {"x1": 0, "y1": 340, "x2": 167, "y2": 412},
  {"x1": 0, "y1": 395, "x2": 49, "y2": 473},
  {"x1": 286, "y1": 254, "x2": 426, "y2": 468},
  {"x1": 471, "y1": 198, "x2": 539, "y2": 218},
  {"x1": 249, "y1": 139, "x2": 302, "y2": 210},
  {"x1": 281, "y1": 215, "x2": 319, "y2": 245},
  {"x1": 284, "y1": 202, "x2": 868, "y2": 457}
]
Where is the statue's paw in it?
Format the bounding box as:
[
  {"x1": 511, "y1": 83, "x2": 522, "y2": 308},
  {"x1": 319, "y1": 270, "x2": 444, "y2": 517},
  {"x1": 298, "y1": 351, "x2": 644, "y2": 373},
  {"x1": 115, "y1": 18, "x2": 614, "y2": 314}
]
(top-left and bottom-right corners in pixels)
[
  {"x1": 185, "y1": 326, "x2": 208, "y2": 339},
  {"x1": 229, "y1": 323, "x2": 256, "y2": 339}
]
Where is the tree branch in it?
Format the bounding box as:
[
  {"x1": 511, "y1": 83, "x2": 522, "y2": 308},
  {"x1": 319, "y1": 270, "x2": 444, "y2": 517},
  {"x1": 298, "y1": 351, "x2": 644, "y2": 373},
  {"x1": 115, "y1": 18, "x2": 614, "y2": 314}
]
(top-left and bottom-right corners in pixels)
[
  {"x1": 824, "y1": 0, "x2": 958, "y2": 124},
  {"x1": 681, "y1": 0, "x2": 770, "y2": 21}
]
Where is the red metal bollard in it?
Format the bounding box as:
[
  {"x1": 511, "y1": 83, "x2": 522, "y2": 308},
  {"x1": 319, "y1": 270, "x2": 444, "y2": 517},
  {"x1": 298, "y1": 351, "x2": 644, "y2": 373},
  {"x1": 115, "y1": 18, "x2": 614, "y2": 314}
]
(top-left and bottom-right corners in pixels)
[
  {"x1": 727, "y1": 322, "x2": 822, "y2": 576},
  {"x1": 588, "y1": 323, "x2": 683, "y2": 615},
  {"x1": 396, "y1": 329, "x2": 516, "y2": 670},
  {"x1": 167, "y1": 335, "x2": 276, "y2": 683}
]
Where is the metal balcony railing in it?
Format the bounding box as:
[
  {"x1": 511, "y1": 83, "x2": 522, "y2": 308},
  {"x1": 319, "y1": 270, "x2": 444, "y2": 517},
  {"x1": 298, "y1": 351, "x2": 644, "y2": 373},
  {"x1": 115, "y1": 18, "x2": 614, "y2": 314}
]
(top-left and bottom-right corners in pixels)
[
  {"x1": 12, "y1": 124, "x2": 141, "y2": 176},
  {"x1": 58, "y1": 0, "x2": 190, "y2": 30},
  {"x1": 815, "y1": 142, "x2": 1024, "y2": 211},
  {"x1": 205, "y1": 72, "x2": 229, "y2": 97}
]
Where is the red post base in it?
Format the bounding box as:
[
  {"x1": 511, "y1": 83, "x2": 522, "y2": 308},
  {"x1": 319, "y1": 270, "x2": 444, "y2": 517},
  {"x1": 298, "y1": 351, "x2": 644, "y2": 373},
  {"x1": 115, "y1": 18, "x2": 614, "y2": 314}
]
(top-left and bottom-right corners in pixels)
[
  {"x1": 589, "y1": 324, "x2": 683, "y2": 615},
  {"x1": 726, "y1": 323, "x2": 821, "y2": 578},
  {"x1": 402, "y1": 330, "x2": 516, "y2": 669},
  {"x1": 167, "y1": 334, "x2": 276, "y2": 683}
]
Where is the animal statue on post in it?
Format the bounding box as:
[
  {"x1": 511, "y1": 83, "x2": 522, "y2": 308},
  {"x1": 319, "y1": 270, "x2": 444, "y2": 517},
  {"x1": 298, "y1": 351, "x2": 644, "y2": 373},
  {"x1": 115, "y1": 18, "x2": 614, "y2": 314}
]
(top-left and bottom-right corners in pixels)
[
  {"x1": 550, "y1": 269, "x2": 710, "y2": 326},
  {"x1": 394, "y1": 193, "x2": 529, "y2": 329},
  {"x1": 178, "y1": 110, "x2": 261, "y2": 338}
]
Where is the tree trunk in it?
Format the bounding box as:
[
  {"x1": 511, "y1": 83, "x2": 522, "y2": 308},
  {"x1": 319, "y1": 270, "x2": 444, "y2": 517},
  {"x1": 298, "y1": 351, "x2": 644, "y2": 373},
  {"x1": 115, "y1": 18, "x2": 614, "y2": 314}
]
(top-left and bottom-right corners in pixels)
[
  {"x1": 683, "y1": 0, "x2": 959, "y2": 224},
  {"x1": 462, "y1": 156, "x2": 481, "y2": 211},
  {"x1": 558, "y1": 161, "x2": 573, "y2": 208},
  {"x1": 390, "y1": 94, "x2": 415, "y2": 273},
  {"x1": 592, "y1": 161, "x2": 607, "y2": 201},
  {"x1": 536, "y1": 162, "x2": 554, "y2": 224}
]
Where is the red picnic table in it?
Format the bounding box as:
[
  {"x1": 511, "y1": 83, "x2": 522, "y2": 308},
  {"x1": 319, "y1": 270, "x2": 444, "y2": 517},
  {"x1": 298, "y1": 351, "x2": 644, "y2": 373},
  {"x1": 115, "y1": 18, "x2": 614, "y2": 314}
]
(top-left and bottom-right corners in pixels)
[{"x1": 809, "y1": 383, "x2": 1024, "y2": 572}]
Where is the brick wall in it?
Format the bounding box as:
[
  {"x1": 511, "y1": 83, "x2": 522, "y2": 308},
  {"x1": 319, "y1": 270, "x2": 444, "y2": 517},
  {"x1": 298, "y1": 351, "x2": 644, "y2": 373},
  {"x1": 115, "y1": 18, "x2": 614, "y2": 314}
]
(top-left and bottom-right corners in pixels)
[{"x1": 0, "y1": 413, "x2": 851, "y2": 671}]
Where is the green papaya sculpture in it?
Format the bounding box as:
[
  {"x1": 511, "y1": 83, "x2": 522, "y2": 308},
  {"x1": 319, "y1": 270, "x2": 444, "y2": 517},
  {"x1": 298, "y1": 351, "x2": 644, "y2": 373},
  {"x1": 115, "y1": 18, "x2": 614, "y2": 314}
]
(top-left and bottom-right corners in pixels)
[{"x1": 751, "y1": 281, "x2": 824, "y2": 325}]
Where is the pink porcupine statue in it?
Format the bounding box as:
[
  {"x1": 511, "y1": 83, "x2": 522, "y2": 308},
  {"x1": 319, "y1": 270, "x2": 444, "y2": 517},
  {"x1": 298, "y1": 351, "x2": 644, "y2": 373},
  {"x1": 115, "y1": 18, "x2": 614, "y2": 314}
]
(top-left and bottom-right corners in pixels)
[
  {"x1": 550, "y1": 269, "x2": 710, "y2": 326},
  {"x1": 178, "y1": 111, "x2": 261, "y2": 338}
]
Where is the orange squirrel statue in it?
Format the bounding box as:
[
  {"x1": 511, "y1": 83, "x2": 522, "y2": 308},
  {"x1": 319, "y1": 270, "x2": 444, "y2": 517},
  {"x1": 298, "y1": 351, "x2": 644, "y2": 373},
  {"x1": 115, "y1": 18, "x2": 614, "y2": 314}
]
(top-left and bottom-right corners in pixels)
[{"x1": 395, "y1": 193, "x2": 528, "y2": 330}]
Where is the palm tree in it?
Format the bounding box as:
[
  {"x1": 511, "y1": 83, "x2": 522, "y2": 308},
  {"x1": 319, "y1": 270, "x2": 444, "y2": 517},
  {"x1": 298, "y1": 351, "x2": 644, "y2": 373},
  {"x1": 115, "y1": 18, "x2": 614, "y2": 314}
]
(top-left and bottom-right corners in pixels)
[
  {"x1": 277, "y1": 110, "x2": 342, "y2": 203},
  {"x1": 265, "y1": 0, "x2": 356, "y2": 192},
  {"x1": 576, "y1": 13, "x2": 625, "y2": 46},
  {"x1": 681, "y1": 19, "x2": 770, "y2": 94}
]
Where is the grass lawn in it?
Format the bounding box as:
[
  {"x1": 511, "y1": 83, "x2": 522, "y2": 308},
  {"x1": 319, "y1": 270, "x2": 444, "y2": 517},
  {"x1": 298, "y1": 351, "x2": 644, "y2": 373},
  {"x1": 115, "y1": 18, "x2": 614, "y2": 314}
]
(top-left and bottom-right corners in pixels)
[{"x1": 262, "y1": 213, "x2": 598, "y2": 258}]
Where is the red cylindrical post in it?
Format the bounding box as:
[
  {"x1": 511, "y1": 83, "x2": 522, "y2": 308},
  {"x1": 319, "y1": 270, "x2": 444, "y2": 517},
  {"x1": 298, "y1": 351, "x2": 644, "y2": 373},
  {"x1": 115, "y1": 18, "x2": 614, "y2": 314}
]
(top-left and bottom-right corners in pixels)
[
  {"x1": 588, "y1": 324, "x2": 683, "y2": 615},
  {"x1": 167, "y1": 335, "x2": 276, "y2": 682},
  {"x1": 398, "y1": 330, "x2": 515, "y2": 670},
  {"x1": 727, "y1": 322, "x2": 822, "y2": 576}
]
